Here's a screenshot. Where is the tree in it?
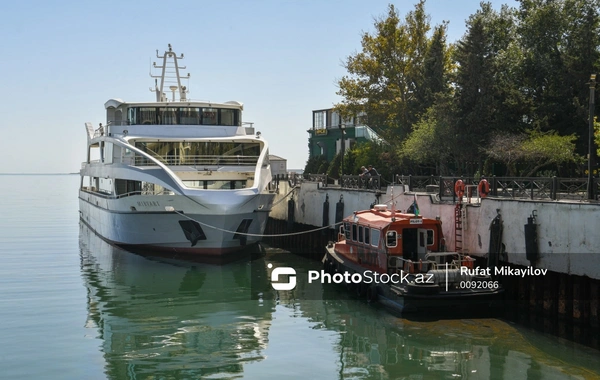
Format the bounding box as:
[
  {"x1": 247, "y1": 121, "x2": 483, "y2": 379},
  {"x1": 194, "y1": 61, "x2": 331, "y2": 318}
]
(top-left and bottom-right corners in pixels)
[
  {"x1": 517, "y1": 0, "x2": 600, "y2": 154},
  {"x1": 453, "y1": 3, "x2": 522, "y2": 175},
  {"x1": 399, "y1": 92, "x2": 457, "y2": 175},
  {"x1": 484, "y1": 130, "x2": 582, "y2": 176},
  {"x1": 304, "y1": 155, "x2": 328, "y2": 174},
  {"x1": 335, "y1": 2, "x2": 434, "y2": 143}
]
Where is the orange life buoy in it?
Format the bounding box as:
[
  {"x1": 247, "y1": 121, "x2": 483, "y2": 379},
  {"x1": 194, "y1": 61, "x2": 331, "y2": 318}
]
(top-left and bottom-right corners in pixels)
[
  {"x1": 454, "y1": 179, "x2": 465, "y2": 198},
  {"x1": 478, "y1": 178, "x2": 490, "y2": 198}
]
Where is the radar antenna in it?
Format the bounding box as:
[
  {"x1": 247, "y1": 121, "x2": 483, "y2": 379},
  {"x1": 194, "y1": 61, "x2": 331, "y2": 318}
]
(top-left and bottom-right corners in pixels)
[{"x1": 150, "y1": 44, "x2": 190, "y2": 102}]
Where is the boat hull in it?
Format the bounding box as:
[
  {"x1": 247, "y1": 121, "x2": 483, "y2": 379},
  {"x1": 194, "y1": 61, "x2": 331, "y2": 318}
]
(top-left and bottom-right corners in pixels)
[
  {"x1": 324, "y1": 246, "x2": 503, "y2": 315},
  {"x1": 79, "y1": 190, "x2": 274, "y2": 257}
]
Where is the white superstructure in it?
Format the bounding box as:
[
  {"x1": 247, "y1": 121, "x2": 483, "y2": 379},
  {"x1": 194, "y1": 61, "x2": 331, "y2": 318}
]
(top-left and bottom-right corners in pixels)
[{"x1": 79, "y1": 44, "x2": 275, "y2": 257}]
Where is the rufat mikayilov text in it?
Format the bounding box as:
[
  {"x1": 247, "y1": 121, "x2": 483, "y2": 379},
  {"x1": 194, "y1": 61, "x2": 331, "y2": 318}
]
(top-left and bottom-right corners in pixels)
[{"x1": 461, "y1": 266, "x2": 548, "y2": 277}]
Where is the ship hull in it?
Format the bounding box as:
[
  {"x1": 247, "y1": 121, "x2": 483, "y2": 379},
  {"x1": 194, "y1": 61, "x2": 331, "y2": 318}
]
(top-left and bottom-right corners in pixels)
[{"x1": 79, "y1": 190, "x2": 274, "y2": 258}]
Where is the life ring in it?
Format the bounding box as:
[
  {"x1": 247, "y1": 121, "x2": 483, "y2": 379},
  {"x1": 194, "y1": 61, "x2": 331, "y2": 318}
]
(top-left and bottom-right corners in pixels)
[
  {"x1": 478, "y1": 178, "x2": 490, "y2": 198},
  {"x1": 454, "y1": 179, "x2": 465, "y2": 198}
]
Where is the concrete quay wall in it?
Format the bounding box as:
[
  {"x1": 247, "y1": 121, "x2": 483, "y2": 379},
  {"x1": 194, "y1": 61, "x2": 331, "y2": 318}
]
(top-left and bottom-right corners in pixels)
[{"x1": 270, "y1": 181, "x2": 600, "y2": 280}]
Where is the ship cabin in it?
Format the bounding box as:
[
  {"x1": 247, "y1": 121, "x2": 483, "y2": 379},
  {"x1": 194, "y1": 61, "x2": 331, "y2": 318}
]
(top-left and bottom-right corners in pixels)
[{"x1": 338, "y1": 204, "x2": 446, "y2": 274}]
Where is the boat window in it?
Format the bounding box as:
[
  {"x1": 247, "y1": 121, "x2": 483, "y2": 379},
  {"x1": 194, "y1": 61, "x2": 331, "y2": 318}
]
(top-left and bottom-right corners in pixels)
[
  {"x1": 386, "y1": 230, "x2": 397, "y2": 248},
  {"x1": 427, "y1": 230, "x2": 434, "y2": 246},
  {"x1": 420, "y1": 231, "x2": 426, "y2": 247},
  {"x1": 364, "y1": 227, "x2": 370, "y2": 245},
  {"x1": 133, "y1": 141, "x2": 261, "y2": 166},
  {"x1": 183, "y1": 180, "x2": 247, "y2": 189},
  {"x1": 344, "y1": 222, "x2": 351, "y2": 239},
  {"x1": 180, "y1": 107, "x2": 201, "y2": 125},
  {"x1": 159, "y1": 108, "x2": 178, "y2": 124},
  {"x1": 127, "y1": 107, "x2": 239, "y2": 126},
  {"x1": 358, "y1": 226, "x2": 363, "y2": 243},
  {"x1": 202, "y1": 108, "x2": 218, "y2": 125},
  {"x1": 128, "y1": 108, "x2": 138, "y2": 125},
  {"x1": 139, "y1": 107, "x2": 157, "y2": 124},
  {"x1": 371, "y1": 228, "x2": 380, "y2": 247},
  {"x1": 351, "y1": 224, "x2": 357, "y2": 241},
  {"x1": 221, "y1": 109, "x2": 235, "y2": 126}
]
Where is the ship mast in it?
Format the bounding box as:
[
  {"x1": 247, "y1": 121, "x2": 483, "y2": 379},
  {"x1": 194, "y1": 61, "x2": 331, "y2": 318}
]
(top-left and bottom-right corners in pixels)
[{"x1": 150, "y1": 44, "x2": 190, "y2": 102}]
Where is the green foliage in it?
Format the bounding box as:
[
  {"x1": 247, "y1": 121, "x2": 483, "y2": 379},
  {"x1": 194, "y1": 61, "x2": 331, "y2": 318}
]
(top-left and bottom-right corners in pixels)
[
  {"x1": 399, "y1": 92, "x2": 457, "y2": 174},
  {"x1": 304, "y1": 155, "x2": 328, "y2": 174},
  {"x1": 485, "y1": 130, "x2": 582, "y2": 176},
  {"x1": 334, "y1": 0, "x2": 600, "y2": 177},
  {"x1": 335, "y1": 1, "x2": 446, "y2": 143},
  {"x1": 345, "y1": 140, "x2": 400, "y2": 183},
  {"x1": 327, "y1": 153, "x2": 342, "y2": 179}
]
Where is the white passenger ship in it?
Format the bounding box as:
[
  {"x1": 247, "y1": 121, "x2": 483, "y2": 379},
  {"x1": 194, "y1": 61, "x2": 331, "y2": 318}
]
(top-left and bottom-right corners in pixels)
[{"x1": 79, "y1": 45, "x2": 275, "y2": 257}]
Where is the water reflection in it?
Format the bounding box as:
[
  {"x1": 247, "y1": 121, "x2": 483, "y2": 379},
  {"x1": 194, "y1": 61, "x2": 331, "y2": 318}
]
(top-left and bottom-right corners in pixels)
[
  {"x1": 79, "y1": 222, "x2": 274, "y2": 379},
  {"x1": 80, "y1": 224, "x2": 600, "y2": 379}
]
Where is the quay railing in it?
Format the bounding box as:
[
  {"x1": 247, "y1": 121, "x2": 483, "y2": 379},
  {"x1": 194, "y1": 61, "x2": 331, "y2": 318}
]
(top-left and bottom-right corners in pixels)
[
  {"x1": 285, "y1": 173, "x2": 600, "y2": 201},
  {"x1": 394, "y1": 175, "x2": 600, "y2": 201}
]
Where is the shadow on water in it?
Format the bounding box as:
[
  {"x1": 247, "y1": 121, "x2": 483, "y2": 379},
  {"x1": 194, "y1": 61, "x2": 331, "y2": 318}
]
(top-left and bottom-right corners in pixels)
[{"x1": 80, "y1": 223, "x2": 600, "y2": 379}]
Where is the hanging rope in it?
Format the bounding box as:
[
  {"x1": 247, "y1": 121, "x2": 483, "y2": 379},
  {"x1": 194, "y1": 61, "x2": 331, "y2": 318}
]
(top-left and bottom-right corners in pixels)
[
  {"x1": 171, "y1": 209, "x2": 343, "y2": 237},
  {"x1": 270, "y1": 185, "x2": 297, "y2": 207}
]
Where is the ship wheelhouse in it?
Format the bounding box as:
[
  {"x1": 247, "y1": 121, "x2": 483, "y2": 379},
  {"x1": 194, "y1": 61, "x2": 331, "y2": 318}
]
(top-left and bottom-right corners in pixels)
[{"x1": 339, "y1": 205, "x2": 446, "y2": 272}]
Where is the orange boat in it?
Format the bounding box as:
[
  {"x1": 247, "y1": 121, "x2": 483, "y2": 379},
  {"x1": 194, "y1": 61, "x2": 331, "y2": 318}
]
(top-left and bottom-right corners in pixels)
[{"x1": 323, "y1": 204, "x2": 503, "y2": 314}]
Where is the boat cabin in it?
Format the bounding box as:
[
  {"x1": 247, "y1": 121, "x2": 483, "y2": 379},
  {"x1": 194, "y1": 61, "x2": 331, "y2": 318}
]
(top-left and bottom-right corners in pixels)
[{"x1": 338, "y1": 204, "x2": 447, "y2": 272}]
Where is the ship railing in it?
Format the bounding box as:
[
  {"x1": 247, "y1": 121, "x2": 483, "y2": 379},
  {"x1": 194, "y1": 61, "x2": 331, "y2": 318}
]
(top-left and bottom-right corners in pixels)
[
  {"x1": 388, "y1": 256, "x2": 438, "y2": 273},
  {"x1": 115, "y1": 190, "x2": 175, "y2": 198},
  {"x1": 133, "y1": 155, "x2": 259, "y2": 167}
]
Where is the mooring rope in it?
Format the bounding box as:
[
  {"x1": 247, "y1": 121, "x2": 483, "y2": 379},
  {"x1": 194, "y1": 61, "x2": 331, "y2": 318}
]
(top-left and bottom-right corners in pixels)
[{"x1": 171, "y1": 209, "x2": 343, "y2": 237}]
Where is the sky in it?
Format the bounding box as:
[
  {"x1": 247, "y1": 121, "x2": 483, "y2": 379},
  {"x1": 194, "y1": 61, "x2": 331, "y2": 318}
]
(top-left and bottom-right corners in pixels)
[{"x1": 1, "y1": 0, "x2": 518, "y2": 173}]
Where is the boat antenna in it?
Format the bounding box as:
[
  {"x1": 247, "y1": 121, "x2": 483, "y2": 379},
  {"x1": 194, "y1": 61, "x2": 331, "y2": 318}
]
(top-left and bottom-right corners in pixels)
[
  {"x1": 391, "y1": 186, "x2": 396, "y2": 221},
  {"x1": 150, "y1": 44, "x2": 190, "y2": 102}
]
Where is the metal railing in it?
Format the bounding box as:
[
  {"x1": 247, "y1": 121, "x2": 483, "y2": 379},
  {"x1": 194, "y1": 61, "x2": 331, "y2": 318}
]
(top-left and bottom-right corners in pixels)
[
  {"x1": 133, "y1": 154, "x2": 259, "y2": 167},
  {"x1": 395, "y1": 175, "x2": 600, "y2": 201},
  {"x1": 340, "y1": 175, "x2": 381, "y2": 190}
]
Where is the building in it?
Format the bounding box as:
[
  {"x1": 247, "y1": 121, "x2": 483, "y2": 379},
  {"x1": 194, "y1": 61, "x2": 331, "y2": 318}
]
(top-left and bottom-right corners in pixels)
[
  {"x1": 269, "y1": 154, "x2": 287, "y2": 176},
  {"x1": 308, "y1": 108, "x2": 381, "y2": 164}
]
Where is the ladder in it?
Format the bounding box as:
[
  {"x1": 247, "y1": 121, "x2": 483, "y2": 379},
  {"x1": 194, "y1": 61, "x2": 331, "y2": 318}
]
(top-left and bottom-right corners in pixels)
[{"x1": 455, "y1": 203, "x2": 463, "y2": 253}]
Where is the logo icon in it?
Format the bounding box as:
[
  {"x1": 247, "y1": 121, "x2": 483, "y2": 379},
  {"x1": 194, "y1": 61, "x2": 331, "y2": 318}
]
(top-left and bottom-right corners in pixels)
[{"x1": 268, "y1": 263, "x2": 297, "y2": 290}]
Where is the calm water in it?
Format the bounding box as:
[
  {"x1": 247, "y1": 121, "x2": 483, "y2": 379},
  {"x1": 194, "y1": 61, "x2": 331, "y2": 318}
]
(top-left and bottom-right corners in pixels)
[{"x1": 1, "y1": 174, "x2": 600, "y2": 379}]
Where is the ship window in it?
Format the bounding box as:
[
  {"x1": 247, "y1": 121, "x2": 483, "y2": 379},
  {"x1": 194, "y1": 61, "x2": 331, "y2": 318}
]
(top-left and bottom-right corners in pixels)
[
  {"x1": 344, "y1": 222, "x2": 351, "y2": 239},
  {"x1": 371, "y1": 228, "x2": 380, "y2": 247},
  {"x1": 351, "y1": 224, "x2": 357, "y2": 241},
  {"x1": 159, "y1": 108, "x2": 178, "y2": 124},
  {"x1": 139, "y1": 107, "x2": 157, "y2": 125},
  {"x1": 128, "y1": 108, "x2": 138, "y2": 125},
  {"x1": 115, "y1": 179, "x2": 142, "y2": 196},
  {"x1": 221, "y1": 109, "x2": 235, "y2": 126},
  {"x1": 386, "y1": 230, "x2": 397, "y2": 248},
  {"x1": 364, "y1": 227, "x2": 370, "y2": 245},
  {"x1": 358, "y1": 226, "x2": 363, "y2": 243},
  {"x1": 180, "y1": 107, "x2": 201, "y2": 125},
  {"x1": 420, "y1": 231, "x2": 426, "y2": 247},
  {"x1": 202, "y1": 108, "x2": 218, "y2": 125},
  {"x1": 427, "y1": 230, "x2": 434, "y2": 246}
]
